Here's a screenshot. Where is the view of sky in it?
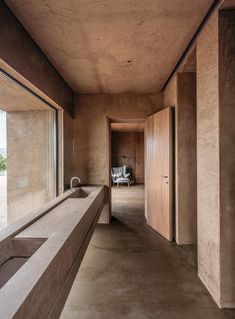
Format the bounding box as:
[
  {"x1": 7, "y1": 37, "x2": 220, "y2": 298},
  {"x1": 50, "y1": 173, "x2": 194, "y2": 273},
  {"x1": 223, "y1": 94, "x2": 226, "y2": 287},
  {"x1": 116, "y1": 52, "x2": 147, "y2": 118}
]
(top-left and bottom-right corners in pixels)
[{"x1": 0, "y1": 111, "x2": 6, "y2": 149}]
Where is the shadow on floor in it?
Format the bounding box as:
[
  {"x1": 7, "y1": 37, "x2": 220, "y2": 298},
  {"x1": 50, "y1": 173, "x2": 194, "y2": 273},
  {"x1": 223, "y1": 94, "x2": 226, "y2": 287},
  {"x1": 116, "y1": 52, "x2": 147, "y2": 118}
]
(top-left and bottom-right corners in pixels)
[{"x1": 61, "y1": 185, "x2": 235, "y2": 319}]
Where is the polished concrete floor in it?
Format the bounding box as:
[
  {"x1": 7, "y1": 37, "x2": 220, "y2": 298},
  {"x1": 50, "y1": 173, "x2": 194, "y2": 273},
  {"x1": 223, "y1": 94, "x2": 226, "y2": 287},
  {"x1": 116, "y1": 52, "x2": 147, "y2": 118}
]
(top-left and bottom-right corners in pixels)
[{"x1": 61, "y1": 185, "x2": 235, "y2": 319}]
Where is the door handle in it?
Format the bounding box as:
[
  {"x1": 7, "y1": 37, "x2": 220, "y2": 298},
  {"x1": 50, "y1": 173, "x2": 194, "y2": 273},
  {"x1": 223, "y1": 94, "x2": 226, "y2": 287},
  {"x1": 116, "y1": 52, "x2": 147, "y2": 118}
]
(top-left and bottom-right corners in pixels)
[{"x1": 161, "y1": 175, "x2": 168, "y2": 178}]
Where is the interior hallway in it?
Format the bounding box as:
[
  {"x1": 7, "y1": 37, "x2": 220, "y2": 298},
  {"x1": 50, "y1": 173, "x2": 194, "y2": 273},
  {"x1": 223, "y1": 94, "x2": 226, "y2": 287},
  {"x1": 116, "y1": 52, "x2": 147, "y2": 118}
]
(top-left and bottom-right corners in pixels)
[{"x1": 60, "y1": 185, "x2": 235, "y2": 319}]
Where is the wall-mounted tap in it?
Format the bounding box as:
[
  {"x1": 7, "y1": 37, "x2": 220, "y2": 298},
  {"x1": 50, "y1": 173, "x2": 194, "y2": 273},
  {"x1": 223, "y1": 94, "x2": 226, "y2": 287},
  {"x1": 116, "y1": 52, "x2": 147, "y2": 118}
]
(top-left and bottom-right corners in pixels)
[{"x1": 70, "y1": 176, "x2": 81, "y2": 192}]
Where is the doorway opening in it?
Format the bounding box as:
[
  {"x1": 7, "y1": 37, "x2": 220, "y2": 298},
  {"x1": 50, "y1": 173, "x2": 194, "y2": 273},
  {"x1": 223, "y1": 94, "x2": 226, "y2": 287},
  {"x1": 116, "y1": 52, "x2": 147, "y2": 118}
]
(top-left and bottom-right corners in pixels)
[
  {"x1": 110, "y1": 107, "x2": 173, "y2": 241},
  {"x1": 109, "y1": 107, "x2": 174, "y2": 242},
  {"x1": 110, "y1": 121, "x2": 145, "y2": 225}
]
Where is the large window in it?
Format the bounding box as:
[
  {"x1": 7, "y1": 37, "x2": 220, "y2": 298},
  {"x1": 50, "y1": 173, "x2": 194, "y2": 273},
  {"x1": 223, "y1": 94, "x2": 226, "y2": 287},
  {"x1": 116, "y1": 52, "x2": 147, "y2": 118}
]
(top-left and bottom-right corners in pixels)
[
  {"x1": 0, "y1": 111, "x2": 7, "y2": 229},
  {"x1": 0, "y1": 73, "x2": 57, "y2": 229}
]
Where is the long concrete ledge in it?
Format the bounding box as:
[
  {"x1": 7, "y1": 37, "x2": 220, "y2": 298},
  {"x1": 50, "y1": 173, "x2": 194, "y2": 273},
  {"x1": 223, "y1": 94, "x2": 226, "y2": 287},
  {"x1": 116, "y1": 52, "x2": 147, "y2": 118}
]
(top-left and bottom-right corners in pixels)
[{"x1": 0, "y1": 186, "x2": 105, "y2": 319}]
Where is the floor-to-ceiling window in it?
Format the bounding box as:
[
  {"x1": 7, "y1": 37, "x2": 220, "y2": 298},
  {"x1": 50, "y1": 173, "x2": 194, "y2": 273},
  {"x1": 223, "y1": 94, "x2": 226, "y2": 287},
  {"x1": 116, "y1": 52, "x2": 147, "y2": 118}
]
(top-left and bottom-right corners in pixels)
[
  {"x1": 0, "y1": 73, "x2": 57, "y2": 229},
  {"x1": 0, "y1": 110, "x2": 7, "y2": 229}
]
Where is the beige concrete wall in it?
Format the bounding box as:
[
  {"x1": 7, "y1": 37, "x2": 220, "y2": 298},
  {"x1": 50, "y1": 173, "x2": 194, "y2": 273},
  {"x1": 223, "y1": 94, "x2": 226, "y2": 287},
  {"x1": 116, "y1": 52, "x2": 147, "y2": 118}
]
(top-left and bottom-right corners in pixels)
[
  {"x1": 197, "y1": 9, "x2": 235, "y2": 307},
  {"x1": 218, "y1": 9, "x2": 235, "y2": 307},
  {"x1": 197, "y1": 10, "x2": 221, "y2": 306},
  {"x1": 164, "y1": 73, "x2": 197, "y2": 245},
  {"x1": 164, "y1": 75, "x2": 177, "y2": 108},
  {"x1": 163, "y1": 8, "x2": 235, "y2": 308},
  {"x1": 7, "y1": 110, "x2": 55, "y2": 223},
  {"x1": 63, "y1": 111, "x2": 74, "y2": 189},
  {"x1": 74, "y1": 94, "x2": 163, "y2": 222},
  {"x1": 0, "y1": 2, "x2": 74, "y2": 115},
  {"x1": 177, "y1": 73, "x2": 197, "y2": 244}
]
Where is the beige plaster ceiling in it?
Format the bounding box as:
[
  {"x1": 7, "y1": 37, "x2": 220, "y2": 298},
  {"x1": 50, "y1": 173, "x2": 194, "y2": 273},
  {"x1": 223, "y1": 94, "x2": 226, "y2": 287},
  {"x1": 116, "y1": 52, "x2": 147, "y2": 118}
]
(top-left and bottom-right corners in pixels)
[{"x1": 5, "y1": 0, "x2": 213, "y2": 94}]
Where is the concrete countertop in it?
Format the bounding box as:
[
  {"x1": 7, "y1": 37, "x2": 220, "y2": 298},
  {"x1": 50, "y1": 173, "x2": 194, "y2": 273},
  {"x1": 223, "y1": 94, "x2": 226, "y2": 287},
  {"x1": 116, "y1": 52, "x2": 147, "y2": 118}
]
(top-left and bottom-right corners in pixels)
[
  {"x1": 0, "y1": 185, "x2": 105, "y2": 319},
  {"x1": 15, "y1": 186, "x2": 102, "y2": 238}
]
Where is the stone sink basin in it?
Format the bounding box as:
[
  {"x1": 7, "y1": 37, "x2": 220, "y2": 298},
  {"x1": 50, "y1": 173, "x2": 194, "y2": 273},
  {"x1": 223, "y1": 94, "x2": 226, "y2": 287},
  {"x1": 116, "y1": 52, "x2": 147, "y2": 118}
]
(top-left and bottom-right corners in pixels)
[
  {"x1": 0, "y1": 237, "x2": 46, "y2": 289},
  {"x1": 68, "y1": 187, "x2": 95, "y2": 198}
]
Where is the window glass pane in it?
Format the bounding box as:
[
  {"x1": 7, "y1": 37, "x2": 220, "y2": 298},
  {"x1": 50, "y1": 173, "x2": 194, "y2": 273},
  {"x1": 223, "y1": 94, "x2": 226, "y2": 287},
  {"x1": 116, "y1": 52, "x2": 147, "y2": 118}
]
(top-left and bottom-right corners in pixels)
[
  {"x1": 0, "y1": 75, "x2": 56, "y2": 229},
  {"x1": 0, "y1": 110, "x2": 7, "y2": 229}
]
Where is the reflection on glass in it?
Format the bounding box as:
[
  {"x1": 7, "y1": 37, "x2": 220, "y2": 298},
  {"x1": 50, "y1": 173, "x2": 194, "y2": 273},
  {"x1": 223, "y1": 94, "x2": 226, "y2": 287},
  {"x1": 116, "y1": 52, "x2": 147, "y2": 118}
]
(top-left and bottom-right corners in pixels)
[
  {"x1": 0, "y1": 110, "x2": 7, "y2": 229},
  {"x1": 0, "y1": 74, "x2": 56, "y2": 230}
]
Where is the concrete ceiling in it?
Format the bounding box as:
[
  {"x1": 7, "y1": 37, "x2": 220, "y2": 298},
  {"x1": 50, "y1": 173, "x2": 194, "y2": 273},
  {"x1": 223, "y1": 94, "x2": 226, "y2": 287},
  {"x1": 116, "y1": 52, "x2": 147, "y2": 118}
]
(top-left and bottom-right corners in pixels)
[
  {"x1": 111, "y1": 122, "x2": 144, "y2": 132},
  {"x1": 5, "y1": 0, "x2": 213, "y2": 94}
]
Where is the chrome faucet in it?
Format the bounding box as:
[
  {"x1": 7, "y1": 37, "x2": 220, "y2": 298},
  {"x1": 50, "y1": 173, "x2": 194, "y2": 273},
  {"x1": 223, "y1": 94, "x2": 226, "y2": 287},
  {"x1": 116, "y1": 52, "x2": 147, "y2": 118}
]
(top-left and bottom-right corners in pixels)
[{"x1": 70, "y1": 176, "x2": 81, "y2": 192}]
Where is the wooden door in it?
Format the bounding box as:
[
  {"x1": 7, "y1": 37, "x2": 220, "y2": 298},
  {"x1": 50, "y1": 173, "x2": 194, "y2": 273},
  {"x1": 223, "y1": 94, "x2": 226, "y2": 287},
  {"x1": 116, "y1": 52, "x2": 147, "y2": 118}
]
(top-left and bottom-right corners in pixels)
[{"x1": 145, "y1": 107, "x2": 173, "y2": 241}]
